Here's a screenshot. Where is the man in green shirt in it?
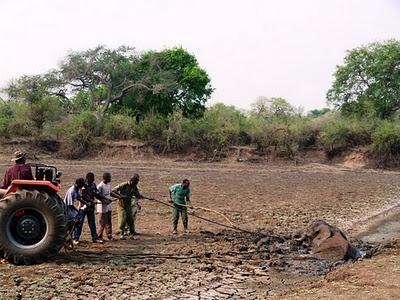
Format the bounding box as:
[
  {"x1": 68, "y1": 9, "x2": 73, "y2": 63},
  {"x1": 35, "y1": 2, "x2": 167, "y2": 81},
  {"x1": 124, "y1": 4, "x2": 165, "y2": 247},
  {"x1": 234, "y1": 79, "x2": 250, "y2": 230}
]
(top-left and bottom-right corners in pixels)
[
  {"x1": 112, "y1": 174, "x2": 144, "y2": 240},
  {"x1": 169, "y1": 179, "x2": 192, "y2": 234}
]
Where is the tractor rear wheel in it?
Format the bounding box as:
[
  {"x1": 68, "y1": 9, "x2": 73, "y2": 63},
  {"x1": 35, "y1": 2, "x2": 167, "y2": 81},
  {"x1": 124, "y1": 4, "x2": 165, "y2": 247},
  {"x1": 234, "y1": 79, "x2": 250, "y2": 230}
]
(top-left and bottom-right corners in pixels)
[{"x1": 0, "y1": 190, "x2": 67, "y2": 265}]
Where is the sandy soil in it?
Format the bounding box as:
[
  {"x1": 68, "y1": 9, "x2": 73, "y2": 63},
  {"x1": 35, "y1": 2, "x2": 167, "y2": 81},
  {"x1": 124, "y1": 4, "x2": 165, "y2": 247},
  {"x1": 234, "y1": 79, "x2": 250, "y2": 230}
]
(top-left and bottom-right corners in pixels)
[{"x1": 0, "y1": 155, "x2": 399, "y2": 299}]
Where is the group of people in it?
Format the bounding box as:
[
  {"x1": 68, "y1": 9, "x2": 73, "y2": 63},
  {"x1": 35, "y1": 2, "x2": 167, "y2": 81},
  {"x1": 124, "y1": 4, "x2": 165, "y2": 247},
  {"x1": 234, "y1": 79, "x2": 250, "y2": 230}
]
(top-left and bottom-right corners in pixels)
[
  {"x1": 64, "y1": 172, "x2": 139, "y2": 243},
  {"x1": 65, "y1": 173, "x2": 192, "y2": 244},
  {"x1": 0, "y1": 151, "x2": 193, "y2": 244}
]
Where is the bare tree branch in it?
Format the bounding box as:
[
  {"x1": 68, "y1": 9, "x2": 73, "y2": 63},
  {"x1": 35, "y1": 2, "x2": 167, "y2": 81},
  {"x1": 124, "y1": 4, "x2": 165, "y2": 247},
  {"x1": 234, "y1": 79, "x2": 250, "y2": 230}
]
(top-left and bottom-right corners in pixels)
[{"x1": 109, "y1": 82, "x2": 153, "y2": 103}]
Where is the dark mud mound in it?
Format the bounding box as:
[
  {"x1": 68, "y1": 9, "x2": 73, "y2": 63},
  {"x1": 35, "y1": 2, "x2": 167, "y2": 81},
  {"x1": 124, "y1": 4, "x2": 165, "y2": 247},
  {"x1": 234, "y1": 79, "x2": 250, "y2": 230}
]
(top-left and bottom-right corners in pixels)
[
  {"x1": 255, "y1": 233, "x2": 347, "y2": 276},
  {"x1": 199, "y1": 229, "x2": 349, "y2": 277},
  {"x1": 203, "y1": 220, "x2": 383, "y2": 277}
]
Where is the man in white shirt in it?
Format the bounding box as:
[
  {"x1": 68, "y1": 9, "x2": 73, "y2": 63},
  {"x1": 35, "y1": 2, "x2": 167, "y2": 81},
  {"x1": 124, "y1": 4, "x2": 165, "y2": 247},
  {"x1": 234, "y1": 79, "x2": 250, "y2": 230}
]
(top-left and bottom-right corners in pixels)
[
  {"x1": 64, "y1": 178, "x2": 85, "y2": 224},
  {"x1": 97, "y1": 172, "x2": 113, "y2": 240}
]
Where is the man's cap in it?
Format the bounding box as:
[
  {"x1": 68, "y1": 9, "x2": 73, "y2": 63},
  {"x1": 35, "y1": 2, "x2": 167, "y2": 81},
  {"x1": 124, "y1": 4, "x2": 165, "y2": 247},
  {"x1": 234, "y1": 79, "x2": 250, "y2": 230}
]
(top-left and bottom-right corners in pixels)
[{"x1": 11, "y1": 151, "x2": 27, "y2": 162}]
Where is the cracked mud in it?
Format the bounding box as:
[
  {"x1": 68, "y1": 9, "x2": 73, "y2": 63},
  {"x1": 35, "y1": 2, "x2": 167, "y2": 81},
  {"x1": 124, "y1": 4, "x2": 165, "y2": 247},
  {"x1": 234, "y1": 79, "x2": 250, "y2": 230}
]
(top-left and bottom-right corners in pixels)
[{"x1": 1, "y1": 158, "x2": 400, "y2": 299}]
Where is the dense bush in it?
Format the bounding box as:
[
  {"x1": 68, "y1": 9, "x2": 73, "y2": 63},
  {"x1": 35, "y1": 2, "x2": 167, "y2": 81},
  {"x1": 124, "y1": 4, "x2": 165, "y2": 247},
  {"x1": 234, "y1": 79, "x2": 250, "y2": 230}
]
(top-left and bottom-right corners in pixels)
[
  {"x1": 191, "y1": 104, "x2": 247, "y2": 153},
  {"x1": 28, "y1": 97, "x2": 64, "y2": 129},
  {"x1": 290, "y1": 117, "x2": 316, "y2": 150},
  {"x1": 0, "y1": 117, "x2": 8, "y2": 138},
  {"x1": 134, "y1": 114, "x2": 168, "y2": 149},
  {"x1": 6, "y1": 103, "x2": 35, "y2": 137},
  {"x1": 0, "y1": 98, "x2": 64, "y2": 138},
  {"x1": 163, "y1": 111, "x2": 191, "y2": 152},
  {"x1": 371, "y1": 120, "x2": 400, "y2": 165},
  {"x1": 0, "y1": 102, "x2": 11, "y2": 137},
  {"x1": 247, "y1": 115, "x2": 315, "y2": 158},
  {"x1": 103, "y1": 114, "x2": 136, "y2": 140},
  {"x1": 3, "y1": 98, "x2": 400, "y2": 165},
  {"x1": 61, "y1": 112, "x2": 99, "y2": 159},
  {"x1": 163, "y1": 104, "x2": 249, "y2": 154},
  {"x1": 318, "y1": 113, "x2": 375, "y2": 156}
]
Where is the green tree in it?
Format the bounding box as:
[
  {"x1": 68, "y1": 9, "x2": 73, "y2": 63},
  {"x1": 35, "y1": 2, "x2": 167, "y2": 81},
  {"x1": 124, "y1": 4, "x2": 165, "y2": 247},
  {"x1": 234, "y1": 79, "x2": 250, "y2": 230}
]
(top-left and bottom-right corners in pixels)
[
  {"x1": 251, "y1": 96, "x2": 295, "y2": 118},
  {"x1": 327, "y1": 40, "x2": 400, "y2": 119},
  {"x1": 118, "y1": 47, "x2": 213, "y2": 119},
  {"x1": 3, "y1": 46, "x2": 212, "y2": 121},
  {"x1": 2, "y1": 46, "x2": 148, "y2": 117},
  {"x1": 59, "y1": 46, "x2": 163, "y2": 118},
  {"x1": 28, "y1": 97, "x2": 65, "y2": 129},
  {"x1": 4, "y1": 73, "x2": 66, "y2": 104},
  {"x1": 307, "y1": 108, "x2": 331, "y2": 118}
]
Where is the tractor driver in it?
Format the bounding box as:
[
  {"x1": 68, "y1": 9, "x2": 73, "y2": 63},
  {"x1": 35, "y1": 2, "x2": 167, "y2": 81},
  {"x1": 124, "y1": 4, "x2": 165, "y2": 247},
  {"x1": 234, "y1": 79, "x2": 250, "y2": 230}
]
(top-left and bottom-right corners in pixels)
[{"x1": 0, "y1": 151, "x2": 34, "y2": 197}]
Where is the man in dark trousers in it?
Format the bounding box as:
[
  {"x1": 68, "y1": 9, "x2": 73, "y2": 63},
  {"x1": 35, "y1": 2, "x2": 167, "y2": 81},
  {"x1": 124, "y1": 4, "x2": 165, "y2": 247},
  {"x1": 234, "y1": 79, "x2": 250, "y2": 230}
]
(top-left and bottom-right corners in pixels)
[
  {"x1": 0, "y1": 151, "x2": 34, "y2": 197},
  {"x1": 73, "y1": 172, "x2": 105, "y2": 244},
  {"x1": 64, "y1": 177, "x2": 86, "y2": 230}
]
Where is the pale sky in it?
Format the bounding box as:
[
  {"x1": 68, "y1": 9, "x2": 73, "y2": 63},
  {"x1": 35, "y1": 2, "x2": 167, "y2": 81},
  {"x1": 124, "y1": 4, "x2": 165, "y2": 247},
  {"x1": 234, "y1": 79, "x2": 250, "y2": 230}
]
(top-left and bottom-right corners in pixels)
[{"x1": 1, "y1": 0, "x2": 400, "y2": 111}]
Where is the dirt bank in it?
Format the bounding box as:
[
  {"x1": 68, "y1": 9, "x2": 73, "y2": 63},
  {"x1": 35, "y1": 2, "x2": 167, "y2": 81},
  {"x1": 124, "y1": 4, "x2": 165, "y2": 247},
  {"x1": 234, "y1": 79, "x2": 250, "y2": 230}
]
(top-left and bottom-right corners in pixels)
[{"x1": 0, "y1": 138, "x2": 380, "y2": 168}]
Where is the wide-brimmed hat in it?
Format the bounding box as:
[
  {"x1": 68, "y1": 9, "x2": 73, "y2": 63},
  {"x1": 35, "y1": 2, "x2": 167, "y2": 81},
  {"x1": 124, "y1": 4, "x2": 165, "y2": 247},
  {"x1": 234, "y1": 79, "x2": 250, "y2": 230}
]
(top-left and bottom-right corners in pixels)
[{"x1": 11, "y1": 150, "x2": 27, "y2": 162}]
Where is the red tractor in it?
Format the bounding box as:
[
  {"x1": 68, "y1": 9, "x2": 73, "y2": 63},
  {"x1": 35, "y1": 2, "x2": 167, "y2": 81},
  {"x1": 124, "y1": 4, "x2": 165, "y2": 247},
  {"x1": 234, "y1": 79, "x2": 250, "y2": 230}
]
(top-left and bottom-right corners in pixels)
[{"x1": 0, "y1": 165, "x2": 67, "y2": 265}]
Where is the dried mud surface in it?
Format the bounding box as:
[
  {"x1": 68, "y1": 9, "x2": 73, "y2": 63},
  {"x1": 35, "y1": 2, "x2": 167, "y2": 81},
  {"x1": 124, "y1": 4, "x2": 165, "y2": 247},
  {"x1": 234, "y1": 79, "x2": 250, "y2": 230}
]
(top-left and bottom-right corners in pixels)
[{"x1": 1, "y1": 157, "x2": 400, "y2": 299}]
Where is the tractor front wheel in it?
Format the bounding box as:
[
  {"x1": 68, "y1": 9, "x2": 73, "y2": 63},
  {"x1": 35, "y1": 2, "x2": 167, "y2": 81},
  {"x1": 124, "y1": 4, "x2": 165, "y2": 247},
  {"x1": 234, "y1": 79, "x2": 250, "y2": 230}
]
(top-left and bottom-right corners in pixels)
[{"x1": 0, "y1": 190, "x2": 67, "y2": 265}]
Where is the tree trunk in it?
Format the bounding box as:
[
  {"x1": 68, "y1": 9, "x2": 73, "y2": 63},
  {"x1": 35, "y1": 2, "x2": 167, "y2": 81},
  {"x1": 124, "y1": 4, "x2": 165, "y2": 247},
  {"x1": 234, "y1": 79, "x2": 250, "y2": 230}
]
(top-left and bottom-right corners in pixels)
[{"x1": 94, "y1": 111, "x2": 104, "y2": 137}]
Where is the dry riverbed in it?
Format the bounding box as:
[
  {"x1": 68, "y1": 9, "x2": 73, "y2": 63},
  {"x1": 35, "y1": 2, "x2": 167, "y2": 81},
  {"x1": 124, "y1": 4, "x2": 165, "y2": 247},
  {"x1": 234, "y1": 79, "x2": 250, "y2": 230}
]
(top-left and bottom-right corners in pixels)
[{"x1": 0, "y1": 156, "x2": 399, "y2": 299}]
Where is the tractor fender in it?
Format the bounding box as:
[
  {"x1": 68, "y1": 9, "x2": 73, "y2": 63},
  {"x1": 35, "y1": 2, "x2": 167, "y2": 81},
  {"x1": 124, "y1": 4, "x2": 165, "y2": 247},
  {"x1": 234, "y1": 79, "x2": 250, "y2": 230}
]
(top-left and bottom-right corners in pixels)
[{"x1": 5, "y1": 180, "x2": 61, "y2": 196}]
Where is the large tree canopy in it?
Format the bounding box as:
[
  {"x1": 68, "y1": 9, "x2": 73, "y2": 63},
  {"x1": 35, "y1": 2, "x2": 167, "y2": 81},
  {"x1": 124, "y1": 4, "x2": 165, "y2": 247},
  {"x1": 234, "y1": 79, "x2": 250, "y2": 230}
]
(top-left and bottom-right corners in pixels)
[
  {"x1": 3, "y1": 46, "x2": 212, "y2": 120},
  {"x1": 116, "y1": 47, "x2": 213, "y2": 118},
  {"x1": 327, "y1": 40, "x2": 400, "y2": 119},
  {"x1": 251, "y1": 96, "x2": 295, "y2": 118}
]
